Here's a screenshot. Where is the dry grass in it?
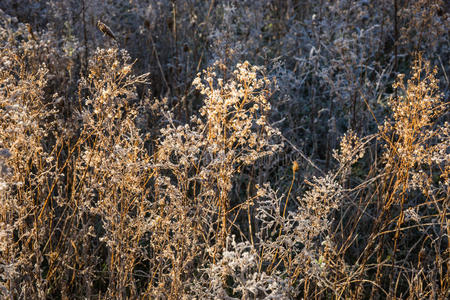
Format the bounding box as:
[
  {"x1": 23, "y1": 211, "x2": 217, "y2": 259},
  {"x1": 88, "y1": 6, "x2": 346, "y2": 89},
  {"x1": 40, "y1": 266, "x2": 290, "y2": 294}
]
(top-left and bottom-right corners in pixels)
[{"x1": 0, "y1": 2, "x2": 448, "y2": 300}]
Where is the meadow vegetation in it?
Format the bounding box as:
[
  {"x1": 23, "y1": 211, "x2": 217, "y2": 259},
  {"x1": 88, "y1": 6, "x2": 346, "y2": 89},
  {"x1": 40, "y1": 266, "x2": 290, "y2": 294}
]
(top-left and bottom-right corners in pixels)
[{"x1": 0, "y1": 1, "x2": 448, "y2": 299}]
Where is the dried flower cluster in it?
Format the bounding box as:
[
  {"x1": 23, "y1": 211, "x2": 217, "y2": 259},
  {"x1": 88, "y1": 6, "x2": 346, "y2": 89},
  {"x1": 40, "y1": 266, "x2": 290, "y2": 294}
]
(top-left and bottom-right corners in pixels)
[{"x1": 0, "y1": 1, "x2": 448, "y2": 299}]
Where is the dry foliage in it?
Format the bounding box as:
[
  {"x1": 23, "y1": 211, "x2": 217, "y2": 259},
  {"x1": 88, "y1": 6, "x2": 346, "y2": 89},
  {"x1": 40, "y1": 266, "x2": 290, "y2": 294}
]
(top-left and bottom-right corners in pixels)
[{"x1": 0, "y1": 1, "x2": 448, "y2": 299}]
